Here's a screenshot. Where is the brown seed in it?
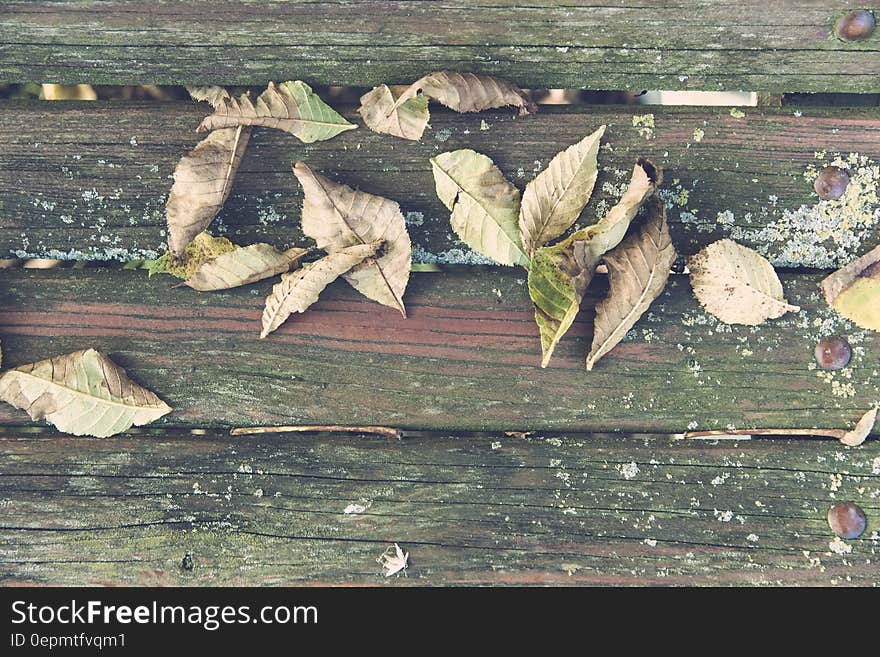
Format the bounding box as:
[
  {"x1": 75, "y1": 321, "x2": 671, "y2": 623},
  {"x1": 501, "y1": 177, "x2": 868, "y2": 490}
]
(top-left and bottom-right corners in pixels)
[
  {"x1": 814, "y1": 336, "x2": 852, "y2": 370},
  {"x1": 827, "y1": 502, "x2": 867, "y2": 539},
  {"x1": 814, "y1": 166, "x2": 851, "y2": 200},
  {"x1": 837, "y1": 9, "x2": 876, "y2": 41}
]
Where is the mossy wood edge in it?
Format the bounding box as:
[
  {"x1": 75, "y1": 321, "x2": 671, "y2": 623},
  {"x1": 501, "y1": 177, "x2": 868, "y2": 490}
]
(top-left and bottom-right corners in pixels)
[
  {"x1": 1, "y1": 431, "x2": 877, "y2": 586},
  {"x1": 1, "y1": 102, "x2": 879, "y2": 268},
  {"x1": 0, "y1": 268, "x2": 877, "y2": 434},
  {"x1": 1, "y1": 1, "x2": 879, "y2": 91}
]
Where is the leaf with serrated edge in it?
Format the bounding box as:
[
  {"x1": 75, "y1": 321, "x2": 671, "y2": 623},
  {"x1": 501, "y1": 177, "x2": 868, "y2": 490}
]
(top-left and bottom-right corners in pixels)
[
  {"x1": 519, "y1": 126, "x2": 605, "y2": 256},
  {"x1": 197, "y1": 81, "x2": 356, "y2": 143},
  {"x1": 293, "y1": 162, "x2": 411, "y2": 316},
  {"x1": 431, "y1": 149, "x2": 528, "y2": 267},
  {"x1": 529, "y1": 159, "x2": 660, "y2": 366},
  {"x1": 184, "y1": 244, "x2": 309, "y2": 291},
  {"x1": 261, "y1": 242, "x2": 380, "y2": 339},
  {"x1": 394, "y1": 72, "x2": 536, "y2": 116},
  {"x1": 821, "y1": 244, "x2": 880, "y2": 332},
  {"x1": 358, "y1": 84, "x2": 430, "y2": 141},
  {"x1": 0, "y1": 348, "x2": 171, "y2": 437},
  {"x1": 840, "y1": 407, "x2": 877, "y2": 447},
  {"x1": 166, "y1": 125, "x2": 250, "y2": 255},
  {"x1": 587, "y1": 197, "x2": 675, "y2": 370},
  {"x1": 187, "y1": 85, "x2": 231, "y2": 108},
  {"x1": 688, "y1": 239, "x2": 799, "y2": 325}
]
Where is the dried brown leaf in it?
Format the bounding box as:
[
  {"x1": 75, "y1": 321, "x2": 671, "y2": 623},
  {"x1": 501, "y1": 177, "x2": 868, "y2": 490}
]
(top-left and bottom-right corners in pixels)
[
  {"x1": 260, "y1": 242, "x2": 381, "y2": 339},
  {"x1": 166, "y1": 126, "x2": 251, "y2": 255},
  {"x1": 358, "y1": 84, "x2": 430, "y2": 141},
  {"x1": 587, "y1": 197, "x2": 675, "y2": 370},
  {"x1": 395, "y1": 72, "x2": 536, "y2": 116},
  {"x1": 184, "y1": 244, "x2": 309, "y2": 291},
  {"x1": 0, "y1": 348, "x2": 171, "y2": 437},
  {"x1": 821, "y1": 244, "x2": 880, "y2": 331},
  {"x1": 293, "y1": 162, "x2": 412, "y2": 316},
  {"x1": 688, "y1": 240, "x2": 799, "y2": 325}
]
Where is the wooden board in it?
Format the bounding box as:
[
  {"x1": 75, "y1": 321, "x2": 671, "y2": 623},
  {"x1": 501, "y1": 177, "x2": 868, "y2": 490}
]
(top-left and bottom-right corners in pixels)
[
  {"x1": 2, "y1": 101, "x2": 879, "y2": 268},
  {"x1": 0, "y1": 268, "x2": 877, "y2": 434},
  {"x1": 1, "y1": 430, "x2": 876, "y2": 586},
  {"x1": 1, "y1": 1, "x2": 879, "y2": 92}
]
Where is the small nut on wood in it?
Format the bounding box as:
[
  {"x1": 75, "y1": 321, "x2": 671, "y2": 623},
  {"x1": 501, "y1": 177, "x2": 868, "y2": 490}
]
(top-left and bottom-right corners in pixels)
[
  {"x1": 827, "y1": 502, "x2": 867, "y2": 539},
  {"x1": 836, "y1": 9, "x2": 876, "y2": 41}
]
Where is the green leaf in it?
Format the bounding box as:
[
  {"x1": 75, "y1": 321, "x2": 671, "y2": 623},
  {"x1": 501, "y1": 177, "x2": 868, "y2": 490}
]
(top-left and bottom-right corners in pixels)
[
  {"x1": 821, "y1": 244, "x2": 880, "y2": 331},
  {"x1": 519, "y1": 126, "x2": 606, "y2": 256},
  {"x1": 197, "y1": 81, "x2": 356, "y2": 143},
  {"x1": 0, "y1": 348, "x2": 171, "y2": 437},
  {"x1": 431, "y1": 149, "x2": 529, "y2": 267},
  {"x1": 358, "y1": 84, "x2": 430, "y2": 141},
  {"x1": 528, "y1": 159, "x2": 660, "y2": 366}
]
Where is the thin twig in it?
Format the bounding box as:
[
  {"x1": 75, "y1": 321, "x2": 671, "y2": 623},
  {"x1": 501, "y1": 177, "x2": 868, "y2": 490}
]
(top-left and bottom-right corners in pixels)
[
  {"x1": 230, "y1": 425, "x2": 402, "y2": 438},
  {"x1": 684, "y1": 428, "x2": 845, "y2": 440}
]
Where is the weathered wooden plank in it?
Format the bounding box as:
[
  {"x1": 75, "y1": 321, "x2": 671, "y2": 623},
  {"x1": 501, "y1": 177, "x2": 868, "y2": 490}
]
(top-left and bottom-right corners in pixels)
[
  {"x1": 0, "y1": 268, "x2": 877, "y2": 433},
  {"x1": 1, "y1": 1, "x2": 879, "y2": 92},
  {"x1": 0, "y1": 430, "x2": 876, "y2": 586},
  {"x1": 2, "y1": 101, "x2": 879, "y2": 268}
]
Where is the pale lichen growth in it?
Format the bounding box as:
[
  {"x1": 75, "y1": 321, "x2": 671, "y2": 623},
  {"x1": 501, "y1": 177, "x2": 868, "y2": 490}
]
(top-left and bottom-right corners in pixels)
[
  {"x1": 632, "y1": 113, "x2": 655, "y2": 139},
  {"x1": 729, "y1": 108, "x2": 746, "y2": 119},
  {"x1": 692, "y1": 128, "x2": 705, "y2": 143}
]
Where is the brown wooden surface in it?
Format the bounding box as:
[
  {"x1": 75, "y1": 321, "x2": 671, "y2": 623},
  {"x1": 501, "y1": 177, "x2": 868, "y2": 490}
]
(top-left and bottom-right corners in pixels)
[
  {"x1": 1, "y1": 1, "x2": 878, "y2": 92},
  {"x1": 1, "y1": 101, "x2": 879, "y2": 268},
  {"x1": 0, "y1": 267, "x2": 877, "y2": 435},
  {"x1": 1, "y1": 430, "x2": 876, "y2": 586}
]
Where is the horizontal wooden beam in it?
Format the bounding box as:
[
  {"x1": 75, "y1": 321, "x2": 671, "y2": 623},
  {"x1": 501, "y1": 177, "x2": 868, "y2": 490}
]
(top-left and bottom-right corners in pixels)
[
  {"x1": 1, "y1": 430, "x2": 876, "y2": 585},
  {"x1": 0, "y1": 268, "x2": 877, "y2": 433},
  {"x1": 2, "y1": 101, "x2": 879, "y2": 268},
  {"x1": 1, "y1": 1, "x2": 878, "y2": 92}
]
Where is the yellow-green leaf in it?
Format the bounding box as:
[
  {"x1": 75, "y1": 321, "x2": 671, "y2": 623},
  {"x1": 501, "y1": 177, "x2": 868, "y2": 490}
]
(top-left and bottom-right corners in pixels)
[
  {"x1": 197, "y1": 81, "x2": 356, "y2": 143},
  {"x1": 528, "y1": 159, "x2": 660, "y2": 366},
  {"x1": 431, "y1": 149, "x2": 528, "y2": 267},
  {"x1": 586, "y1": 197, "x2": 675, "y2": 370},
  {"x1": 146, "y1": 232, "x2": 236, "y2": 279},
  {"x1": 821, "y1": 244, "x2": 880, "y2": 331},
  {"x1": 519, "y1": 126, "x2": 606, "y2": 256},
  {"x1": 261, "y1": 242, "x2": 381, "y2": 339},
  {"x1": 184, "y1": 244, "x2": 309, "y2": 291},
  {"x1": 358, "y1": 84, "x2": 430, "y2": 141},
  {"x1": 0, "y1": 348, "x2": 171, "y2": 437}
]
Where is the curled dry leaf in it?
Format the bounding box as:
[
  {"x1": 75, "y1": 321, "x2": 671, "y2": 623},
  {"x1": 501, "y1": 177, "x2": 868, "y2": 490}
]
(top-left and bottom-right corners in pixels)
[
  {"x1": 186, "y1": 85, "x2": 231, "y2": 108},
  {"x1": 519, "y1": 126, "x2": 606, "y2": 256},
  {"x1": 166, "y1": 124, "x2": 250, "y2": 255},
  {"x1": 147, "y1": 232, "x2": 236, "y2": 279},
  {"x1": 528, "y1": 159, "x2": 660, "y2": 366},
  {"x1": 358, "y1": 84, "x2": 430, "y2": 141},
  {"x1": 840, "y1": 406, "x2": 878, "y2": 447},
  {"x1": 587, "y1": 197, "x2": 675, "y2": 370},
  {"x1": 184, "y1": 245, "x2": 309, "y2": 291},
  {"x1": 821, "y1": 244, "x2": 880, "y2": 331},
  {"x1": 431, "y1": 149, "x2": 528, "y2": 267},
  {"x1": 260, "y1": 242, "x2": 381, "y2": 339},
  {"x1": 197, "y1": 81, "x2": 356, "y2": 143},
  {"x1": 688, "y1": 239, "x2": 799, "y2": 325},
  {"x1": 359, "y1": 72, "x2": 534, "y2": 141},
  {"x1": 0, "y1": 348, "x2": 171, "y2": 437},
  {"x1": 293, "y1": 162, "x2": 411, "y2": 316}
]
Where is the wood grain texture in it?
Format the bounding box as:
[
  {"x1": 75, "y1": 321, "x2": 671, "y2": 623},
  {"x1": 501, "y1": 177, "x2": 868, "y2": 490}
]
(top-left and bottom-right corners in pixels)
[
  {"x1": 2, "y1": 101, "x2": 879, "y2": 268},
  {"x1": 0, "y1": 430, "x2": 876, "y2": 586},
  {"x1": 0, "y1": 268, "x2": 877, "y2": 433},
  {"x1": 0, "y1": 1, "x2": 878, "y2": 92}
]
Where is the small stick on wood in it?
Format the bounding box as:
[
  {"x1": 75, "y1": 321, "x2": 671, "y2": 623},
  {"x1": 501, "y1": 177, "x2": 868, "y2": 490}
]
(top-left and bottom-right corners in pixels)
[
  {"x1": 230, "y1": 425, "x2": 402, "y2": 439},
  {"x1": 684, "y1": 428, "x2": 845, "y2": 439}
]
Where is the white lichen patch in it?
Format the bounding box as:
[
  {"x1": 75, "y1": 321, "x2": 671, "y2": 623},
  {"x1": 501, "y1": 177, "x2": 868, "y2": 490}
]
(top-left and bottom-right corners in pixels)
[
  {"x1": 632, "y1": 113, "x2": 655, "y2": 139},
  {"x1": 404, "y1": 211, "x2": 425, "y2": 227},
  {"x1": 729, "y1": 108, "x2": 746, "y2": 119},
  {"x1": 692, "y1": 128, "x2": 705, "y2": 143},
  {"x1": 828, "y1": 537, "x2": 852, "y2": 555},
  {"x1": 617, "y1": 462, "x2": 640, "y2": 480}
]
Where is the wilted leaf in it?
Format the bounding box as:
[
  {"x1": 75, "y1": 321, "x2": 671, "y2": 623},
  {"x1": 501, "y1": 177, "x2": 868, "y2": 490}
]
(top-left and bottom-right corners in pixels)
[
  {"x1": 147, "y1": 233, "x2": 236, "y2": 279},
  {"x1": 184, "y1": 244, "x2": 309, "y2": 291},
  {"x1": 261, "y1": 242, "x2": 381, "y2": 338},
  {"x1": 0, "y1": 348, "x2": 171, "y2": 437},
  {"x1": 821, "y1": 244, "x2": 880, "y2": 331},
  {"x1": 688, "y1": 239, "x2": 800, "y2": 325},
  {"x1": 519, "y1": 126, "x2": 606, "y2": 256},
  {"x1": 187, "y1": 85, "x2": 231, "y2": 108},
  {"x1": 528, "y1": 159, "x2": 660, "y2": 366},
  {"x1": 840, "y1": 406, "x2": 878, "y2": 447},
  {"x1": 358, "y1": 84, "x2": 430, "y2": 141},
  {"x1": 293, "y1": 162, "x2": 412, "y2": 316},
  {"x1": 197, "y1": 81, "x2": 356, "y2": 143},
  {"x1": 396, "y1": 72, "x2": 536, "y2": 116},
  {"x1": 166, "y1": 125, "x2": 251, "y2": 255},
  {"x1": 431, "y1": 149, "x2": 528, "y2": 267},
  {"x1": 586, "y1": 197, "x2": 675, "y2": 370}
]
